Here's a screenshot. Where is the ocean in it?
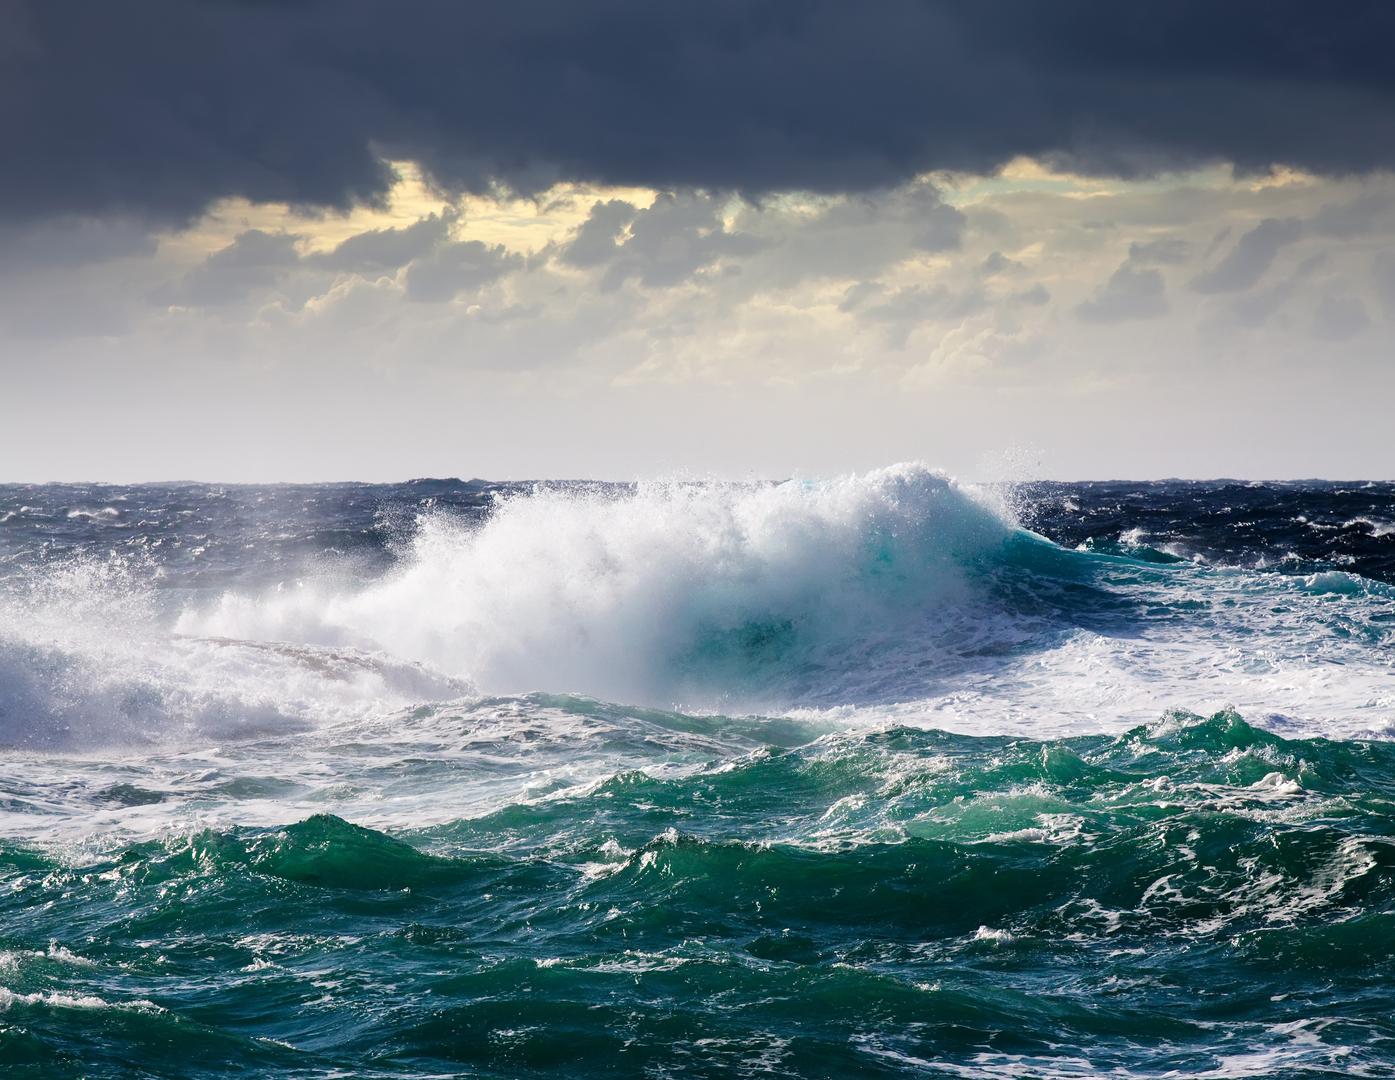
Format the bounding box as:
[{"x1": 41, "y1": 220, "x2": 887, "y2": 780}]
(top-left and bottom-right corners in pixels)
[{"x1": 2, "y1": 464, "x2": 1394, "y2": 1078}]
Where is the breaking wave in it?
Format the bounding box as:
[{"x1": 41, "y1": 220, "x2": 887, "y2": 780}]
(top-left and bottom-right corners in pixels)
[
  {"x1": 179, "y1": 463, "x2": 1027, "y2": 708},
  {"x1": 3, "y1": 463, "x2": 1393, "y2": 748}
]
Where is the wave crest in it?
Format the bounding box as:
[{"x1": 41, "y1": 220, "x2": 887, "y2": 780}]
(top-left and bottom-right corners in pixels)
[{"x1": 181, "y1": 464, "x2": 1018, "y2": 708}]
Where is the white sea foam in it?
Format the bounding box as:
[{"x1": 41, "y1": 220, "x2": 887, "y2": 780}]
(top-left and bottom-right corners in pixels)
[
  {"x1": 1344, "y1": 516, "x2": 1395, "y2": 537},
  {"x1": 0, "y1": 986, "x2": 160, "y2": 1013},
  {"x1": 0, "y1": 554, "x2": 470, "y2": 749},
  {"x1": 179, "y1": 463, "x2": 1016, "y2": 710}
]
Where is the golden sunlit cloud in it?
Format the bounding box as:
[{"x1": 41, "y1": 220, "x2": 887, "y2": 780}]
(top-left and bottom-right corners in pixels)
[{"x1": 156, "y1": 160, "x2": 663, "y2": 266}]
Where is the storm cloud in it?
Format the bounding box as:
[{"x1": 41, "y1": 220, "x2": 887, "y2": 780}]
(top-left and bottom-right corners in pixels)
[{"x1": 6, "y1": 0, "x2": 1395, "y2": 226}]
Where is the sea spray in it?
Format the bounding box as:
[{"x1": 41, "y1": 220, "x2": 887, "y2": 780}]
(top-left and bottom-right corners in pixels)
[{"x1": 179, "y1": 464, "x2": 1018, "y2": 707}]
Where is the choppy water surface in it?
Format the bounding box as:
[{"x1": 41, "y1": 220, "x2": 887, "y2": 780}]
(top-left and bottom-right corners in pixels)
[{"x1": 2, "y1": 467, "x2": 1394, "y2": 1077}]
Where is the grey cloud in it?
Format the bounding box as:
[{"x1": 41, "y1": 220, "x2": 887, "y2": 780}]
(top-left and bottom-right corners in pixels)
[
  {"x1": 163, "y1": 216, "x2": 466, "y2": 310},
  {"x1": 177, "y1": 230, "x2": 302, "y2": 306},
  {"x1": 814, "y1": 186, "x2": 964, "y2": 256},
  {"x1": 1202, "y1": 227, "x2": 1233, "y2": 261},
  {"x1": 0, "y1": 271, "x2": 146, "y2": 339},
  {"x1": 1229, "y1": 281, "x2": 1299, "y2": 330},
  {"x1": 841, "y1": 282, "x2": 986, "y2": 348},
  {"x1": 1076, "y1": 263, "x2": 1168, "y2": 323},
  {"x1": 1310, "y1": 193, "x2": 1395, "y2": 239},
  {"x1": 1312, "y1": 291, "x2": 1370, "y2": 341},
  {"x1": 560, "y1": 201, "x2": 639, "y2": 269},
  {"x1": 838, "y1": 282, "x2": 886, "y2": 314},
  {"x1": 1192, "y1": 218, "x2": 1302, "y2": 294},
  {"x1": 403, "y1": 241, "x2": 521, "y2": 302},
  {"x1": 1374, "y1": 252, "x2": 1395, "y2": 312},
  {"x1": 737, "y1": 183, "x2": 965, "y2": 289},
  {"x1": 0, "y1": 217, "x2": 157, "y2": 275},
  {"x1": 1224, "y1": 253, "x2": 1326, "y2": 330},
  {"x1": 562, "y1": 193, "x2": 761, "y2": 290},
  {"x1": 1128, "y1": 237, "x2": 1191, "y2": 265},
  {"x1": 9, "y1": 2, "x2": 1395, "y2": 226},
  {"x1": 312, "y1": 212, "x2": 456, "y2": 275},
  {"x1": 979, "y1": 252, "x2": 1018, "y2": 277}
]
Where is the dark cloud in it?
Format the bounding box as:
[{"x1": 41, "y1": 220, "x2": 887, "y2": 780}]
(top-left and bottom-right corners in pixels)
[
  {"x1": 7, "y1": 1, "x2": 1395, "y2": 225},
  {"x1": 1191, "y1": 218, "x2": 1302, "y2": 294}
]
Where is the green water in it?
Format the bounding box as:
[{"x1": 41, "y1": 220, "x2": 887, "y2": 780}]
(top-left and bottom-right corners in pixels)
[{"x1": 4, "y1": 710, "x2": 1394, "y2": 1078}]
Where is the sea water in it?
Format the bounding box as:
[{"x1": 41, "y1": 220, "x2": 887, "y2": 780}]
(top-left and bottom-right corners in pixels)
[{"x1": 2, "y1": 465, "x2": 1394, "y2": 1077}]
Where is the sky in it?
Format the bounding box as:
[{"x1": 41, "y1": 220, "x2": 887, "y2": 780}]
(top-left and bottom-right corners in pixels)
[{"x1": 3, "y1": 1, "x2": 1394, "y2": 482}]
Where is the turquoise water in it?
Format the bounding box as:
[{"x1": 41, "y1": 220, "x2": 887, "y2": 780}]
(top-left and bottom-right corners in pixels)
[
  {"x1": 5, "y1": 709, "x2": 1395, "y2": 1077},
  {"x1": 2, "y1": 467, "x2": 1395, "y2": 1076}
]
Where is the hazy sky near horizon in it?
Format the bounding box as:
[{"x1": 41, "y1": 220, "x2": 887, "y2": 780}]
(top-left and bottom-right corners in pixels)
[{"x1": 3, "y1": 1, "x2": 1394, "y2": 481}]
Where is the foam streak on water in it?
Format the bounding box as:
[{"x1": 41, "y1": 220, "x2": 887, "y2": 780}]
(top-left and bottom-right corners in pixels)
[{"x1": 2, "y1": 466, "x2": 1395, "y2": 1077}]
